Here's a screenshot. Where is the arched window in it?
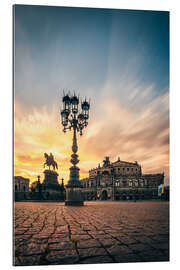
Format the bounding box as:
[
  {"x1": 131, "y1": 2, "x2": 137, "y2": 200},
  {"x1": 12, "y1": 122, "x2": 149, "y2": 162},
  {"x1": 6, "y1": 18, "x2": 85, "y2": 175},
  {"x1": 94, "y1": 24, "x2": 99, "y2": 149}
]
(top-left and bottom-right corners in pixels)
[
  {"x1": 129, "y1": 180, "x2": 133, "y2": 187},
  {"x1": 15, "y1": 185, "x2": 18, "y2": 191}
]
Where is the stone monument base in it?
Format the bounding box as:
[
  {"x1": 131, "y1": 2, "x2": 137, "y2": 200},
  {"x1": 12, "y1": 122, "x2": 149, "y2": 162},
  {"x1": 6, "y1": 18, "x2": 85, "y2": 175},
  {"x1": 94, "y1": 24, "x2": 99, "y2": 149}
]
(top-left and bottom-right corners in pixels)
[
  {"x1": 43, "y1": 170, "x2": 59, "y2": 186},
  {"x1": 65, "y1": 187, "x2": 84, "y2": 206},
  {"x1": 65, "y1": 200, "x2": 84, "y2": 206}
]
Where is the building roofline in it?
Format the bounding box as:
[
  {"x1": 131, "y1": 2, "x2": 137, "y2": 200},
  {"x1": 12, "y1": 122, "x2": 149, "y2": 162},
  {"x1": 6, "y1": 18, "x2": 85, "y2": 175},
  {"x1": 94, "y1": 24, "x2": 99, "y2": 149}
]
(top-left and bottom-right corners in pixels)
[{"x1": 14, "y1": 176, "x2": 30, "y2": 181}]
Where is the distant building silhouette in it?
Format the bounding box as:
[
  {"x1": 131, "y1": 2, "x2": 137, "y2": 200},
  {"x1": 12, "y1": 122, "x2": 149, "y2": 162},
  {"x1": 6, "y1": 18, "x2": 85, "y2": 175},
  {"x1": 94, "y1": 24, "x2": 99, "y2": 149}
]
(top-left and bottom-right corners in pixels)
[
  {"x1": 14, "y1": 176, "x2": 30, "y2": 201},
  {"x1": 30, "y1": 173, "x2": 65, "y2": 201}
]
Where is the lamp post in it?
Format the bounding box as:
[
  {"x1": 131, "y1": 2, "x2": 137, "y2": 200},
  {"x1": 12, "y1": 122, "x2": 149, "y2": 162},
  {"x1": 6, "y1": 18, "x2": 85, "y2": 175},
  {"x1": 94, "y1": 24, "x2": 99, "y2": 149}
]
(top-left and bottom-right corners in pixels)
[{"x1": 60, "y1": 92, "x2": 90, "y2": 206}]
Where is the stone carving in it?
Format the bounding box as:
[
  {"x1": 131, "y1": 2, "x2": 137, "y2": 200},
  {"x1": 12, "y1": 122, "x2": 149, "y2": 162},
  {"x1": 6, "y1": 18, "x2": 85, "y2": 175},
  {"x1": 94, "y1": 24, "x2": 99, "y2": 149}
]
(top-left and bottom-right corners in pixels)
[{"x1": 103, "y1": 156, "x2": 110, "y2": 167}]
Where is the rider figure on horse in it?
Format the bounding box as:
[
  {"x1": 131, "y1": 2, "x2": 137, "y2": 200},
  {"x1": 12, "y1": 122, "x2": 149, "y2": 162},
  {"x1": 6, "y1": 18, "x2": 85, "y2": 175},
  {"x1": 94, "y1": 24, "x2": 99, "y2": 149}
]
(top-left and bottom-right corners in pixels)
[
  {"x1": 49, "y1": 153, "x2": 54, "y2": 164},
  {"x1": 44, "y1": 153, "x2": 58, "y2": 170}
]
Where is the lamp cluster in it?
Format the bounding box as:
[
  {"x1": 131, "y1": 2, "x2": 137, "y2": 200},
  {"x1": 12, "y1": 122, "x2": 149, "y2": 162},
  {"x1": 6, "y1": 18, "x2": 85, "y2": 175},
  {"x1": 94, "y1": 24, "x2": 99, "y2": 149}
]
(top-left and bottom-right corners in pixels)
[{"x1": 60, "y1": 93, "x2": 90, "y2": 135}]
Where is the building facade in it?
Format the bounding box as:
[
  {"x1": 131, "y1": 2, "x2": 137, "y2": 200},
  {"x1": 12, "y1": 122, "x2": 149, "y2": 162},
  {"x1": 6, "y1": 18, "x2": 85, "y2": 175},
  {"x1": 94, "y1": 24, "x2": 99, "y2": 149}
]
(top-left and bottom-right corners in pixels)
[
  {"x1": 14, "y1": 176, "x2": 30, "y2": 201},
  {"x1": 81, "y1": 157, "x2": 164, "y2": 201},
  {"x1": 14, "y1": 176, "x2": 30, "y2": 192}
]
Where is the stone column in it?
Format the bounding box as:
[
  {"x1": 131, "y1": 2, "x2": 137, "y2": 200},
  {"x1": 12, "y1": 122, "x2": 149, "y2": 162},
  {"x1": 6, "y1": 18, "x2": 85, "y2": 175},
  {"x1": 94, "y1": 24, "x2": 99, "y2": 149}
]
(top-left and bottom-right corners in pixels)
[{"x1": 65, "y1": 126, "x2": 84, "y2": 206}]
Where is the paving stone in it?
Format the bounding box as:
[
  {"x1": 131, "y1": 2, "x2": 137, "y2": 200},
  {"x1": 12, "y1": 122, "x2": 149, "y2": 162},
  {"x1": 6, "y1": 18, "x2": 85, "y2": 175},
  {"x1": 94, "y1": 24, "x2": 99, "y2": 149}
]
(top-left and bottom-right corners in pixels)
[
  {"x1": 15, "y1": 255, "x2": 42, "y2": 266},
  {"x1": 140, "y1": 252, "x2": 169, "y2": 262},
  {"x1": 79, "y1": 255, "x2": 114, "y2": 264},
  {"x1": 128, "y1": 243, "x2": 153, "y2": 253},
  {"x1": 55, "y1": 225, "x2": 68, "y2": 234},
  {"x1": 77, "y1": 239, "x2": 101, "y2": 248},
  {"x1": 49, "y1": 240, "x2": 74, "y2": 250},
  {"x1": 46, "y1": 249, "x2": 78, "y2": 264},
  {"x1": 107, "y1": 244, "x2": 133, "y2": 256},
  {"x1": 21, "y1": 241, "x2": 49, "y2": 256},
  {"x1": 48, "y1": 235, "x2": 69, "y2": 243},
  {"x1": 78, "y1": 247, "x2": 107, "y2": 258},
  {"x1": 98, "y1": 238, "x2": 118, "y2": 247},
  {"x1": 71, "y1": 234, "x2": 91, "y2": 240},
  {"x1": 15, "y1": 228, "x2": 28, "y2": 235},
  {"x1": 92, "y1": 234, "x2": 113, "y2": 240},
  {"x1": 114, "y1": 253, "x2": 143, "y2": 263},
  {"x1": 149, "y1": 241, "x2": 169, "y2": 251},
  {"x1": 132, "y1": 235, "x2": 155, "y2": 245},
  {"x1": 90, "y1": 230, "x2": 107, "y2": 235},
  {"x1": 116, "y1": 235, "x2": 139, "y2": 245}
]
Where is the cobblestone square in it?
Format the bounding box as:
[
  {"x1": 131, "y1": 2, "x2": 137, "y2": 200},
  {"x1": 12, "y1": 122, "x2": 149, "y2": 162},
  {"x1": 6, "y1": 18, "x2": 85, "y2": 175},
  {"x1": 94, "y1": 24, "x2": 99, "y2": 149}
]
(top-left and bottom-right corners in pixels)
[{"x1": 14, "y1": 201, "x2": 169, "y2": 266}]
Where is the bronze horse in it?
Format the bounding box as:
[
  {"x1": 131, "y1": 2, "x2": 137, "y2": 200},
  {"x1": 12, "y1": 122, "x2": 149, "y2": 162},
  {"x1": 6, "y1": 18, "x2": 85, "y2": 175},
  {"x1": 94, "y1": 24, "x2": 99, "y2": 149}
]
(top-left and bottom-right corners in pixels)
[{"x1": 44, "y1": 153, "x2": 58, "y2": 170}]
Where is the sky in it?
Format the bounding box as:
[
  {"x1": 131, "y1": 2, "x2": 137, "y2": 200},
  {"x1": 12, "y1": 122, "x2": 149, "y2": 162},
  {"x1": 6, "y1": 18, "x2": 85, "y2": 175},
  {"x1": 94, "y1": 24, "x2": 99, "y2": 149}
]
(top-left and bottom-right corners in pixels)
[{"x1": 14, "y1": 5, "x2": 169, "y2": 185}]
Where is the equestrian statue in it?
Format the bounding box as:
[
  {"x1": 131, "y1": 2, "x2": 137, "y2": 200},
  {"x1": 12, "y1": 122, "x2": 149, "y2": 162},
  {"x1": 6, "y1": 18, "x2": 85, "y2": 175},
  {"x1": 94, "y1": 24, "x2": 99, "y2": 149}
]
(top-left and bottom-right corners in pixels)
[{"x1": 44, "y1": 152, "x2": 58, "y2": 170}]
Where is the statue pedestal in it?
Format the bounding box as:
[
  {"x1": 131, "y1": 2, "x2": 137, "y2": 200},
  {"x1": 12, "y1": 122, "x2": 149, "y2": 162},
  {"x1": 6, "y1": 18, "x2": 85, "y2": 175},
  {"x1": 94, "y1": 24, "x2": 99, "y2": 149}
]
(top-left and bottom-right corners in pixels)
[
  {"x1": 43, "y1": 170, "x2": 59, "y2": 186},
  {"x1": 65, "y1": 187, "x2": 84, "y2": 206},
  {"x1": 65, "y1": 166, "x2": 84, "y2": 206}
]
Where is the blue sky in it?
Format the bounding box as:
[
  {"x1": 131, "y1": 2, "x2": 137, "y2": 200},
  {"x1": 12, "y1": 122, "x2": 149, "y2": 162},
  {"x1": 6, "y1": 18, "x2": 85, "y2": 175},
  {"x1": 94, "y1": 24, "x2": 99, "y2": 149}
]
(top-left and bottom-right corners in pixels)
[
  {"x1": 14, "y1": 5, "x2": 169, "y2": 184},
  {"x1": 14, "y1": 5, "x2": 169, "y2": 108}
]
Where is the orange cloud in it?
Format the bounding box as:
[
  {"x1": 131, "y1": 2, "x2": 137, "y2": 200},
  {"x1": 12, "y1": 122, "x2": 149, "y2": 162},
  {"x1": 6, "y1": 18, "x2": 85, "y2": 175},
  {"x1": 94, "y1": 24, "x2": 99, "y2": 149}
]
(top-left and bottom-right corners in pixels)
[
  {"x1": 14, "y1": 102, "x2": 93, "y2": 185},
  {"x1": 14, "y1": 92, "x2": 169, "y2": 186}
]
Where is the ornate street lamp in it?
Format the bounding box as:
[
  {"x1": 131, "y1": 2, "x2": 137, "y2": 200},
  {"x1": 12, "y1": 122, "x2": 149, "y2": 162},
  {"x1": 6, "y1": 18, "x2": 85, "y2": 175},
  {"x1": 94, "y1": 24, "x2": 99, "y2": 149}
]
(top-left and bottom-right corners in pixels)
[{"x1": 60, "y1": 92, "x2": 90, "y2": 206}]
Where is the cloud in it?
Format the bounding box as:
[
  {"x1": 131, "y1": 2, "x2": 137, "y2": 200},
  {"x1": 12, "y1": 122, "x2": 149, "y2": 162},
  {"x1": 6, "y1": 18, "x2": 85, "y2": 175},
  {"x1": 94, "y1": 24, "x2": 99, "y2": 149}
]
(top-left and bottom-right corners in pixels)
[{"x1": 79, "y1": 89, "x2": 169, "y2": 184}]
